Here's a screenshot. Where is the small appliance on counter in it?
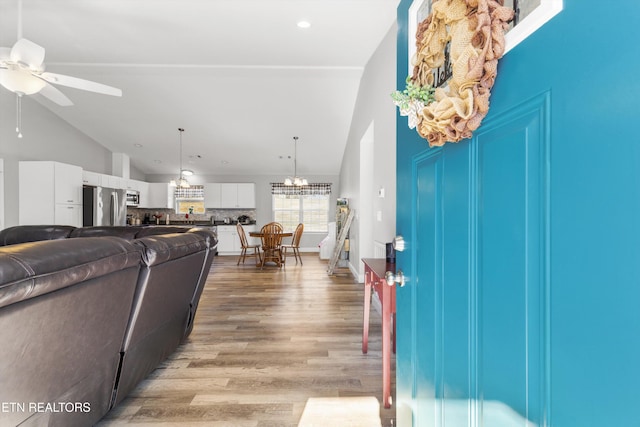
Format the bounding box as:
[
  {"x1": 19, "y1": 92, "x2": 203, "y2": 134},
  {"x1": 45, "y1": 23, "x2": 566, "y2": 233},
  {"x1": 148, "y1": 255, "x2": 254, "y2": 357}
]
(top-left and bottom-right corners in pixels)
[{"x1": 237, "y1": 215, "x2": 251, "y2": 225}]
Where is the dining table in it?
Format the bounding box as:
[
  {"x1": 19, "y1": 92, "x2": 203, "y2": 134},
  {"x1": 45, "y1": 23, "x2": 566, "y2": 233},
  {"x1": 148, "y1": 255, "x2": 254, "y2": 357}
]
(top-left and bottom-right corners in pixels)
[
  {"x1": 248, "y1": 231, "x2": 293, "y2": 239},
  {"x1": 248, "y1": 230, "x2": 293, "y2": 267}
]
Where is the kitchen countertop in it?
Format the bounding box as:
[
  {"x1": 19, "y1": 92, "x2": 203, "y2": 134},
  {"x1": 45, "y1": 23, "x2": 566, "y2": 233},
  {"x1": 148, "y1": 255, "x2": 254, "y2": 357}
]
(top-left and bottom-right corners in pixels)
[
  {"x1": 212, "y1": 221, "x2": 256, "y2": 226},
  {"x1": 130, "y1": 220, "x2": 256, "y2": 227}
]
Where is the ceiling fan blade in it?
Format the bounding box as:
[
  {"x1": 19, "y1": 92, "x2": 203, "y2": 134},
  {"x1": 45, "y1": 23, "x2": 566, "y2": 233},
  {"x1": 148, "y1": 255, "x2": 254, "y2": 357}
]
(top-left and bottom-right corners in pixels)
[
  {"x1": 40, "y1": 72, "x2": 122, "y2": 97},
  {"x1": 10, "y1": 38, "x2": 45, "y2": 69},
  {"x1": 38, "y1": 82, "x2": 73, "y2": 106}
]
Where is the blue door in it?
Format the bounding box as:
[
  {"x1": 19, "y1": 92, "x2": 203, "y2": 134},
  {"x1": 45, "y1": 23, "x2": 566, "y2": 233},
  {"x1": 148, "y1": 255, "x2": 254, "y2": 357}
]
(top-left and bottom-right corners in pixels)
[{"x1": 395, "y1": 1, "x2": 640, "y2": 426}]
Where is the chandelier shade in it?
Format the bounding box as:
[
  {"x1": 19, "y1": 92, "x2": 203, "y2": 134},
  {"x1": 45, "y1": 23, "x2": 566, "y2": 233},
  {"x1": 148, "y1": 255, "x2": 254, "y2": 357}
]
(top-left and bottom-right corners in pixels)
[
  {"x1": 169, "y1": 128, "x2": 190, "y2": 188},
  {"x1": 284, "y1": 136, "x2": 308, "y2": 186}
]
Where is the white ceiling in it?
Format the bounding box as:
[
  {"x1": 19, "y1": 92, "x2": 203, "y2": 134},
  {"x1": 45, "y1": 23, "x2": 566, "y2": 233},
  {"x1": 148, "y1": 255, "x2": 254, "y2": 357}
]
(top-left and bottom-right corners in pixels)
[{"x1": 0, "y1": 0, "x2": 399, "y2": 178}]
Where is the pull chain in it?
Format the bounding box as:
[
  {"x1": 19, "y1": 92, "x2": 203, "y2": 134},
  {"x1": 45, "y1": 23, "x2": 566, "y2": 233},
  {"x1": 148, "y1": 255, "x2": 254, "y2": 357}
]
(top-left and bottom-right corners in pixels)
[{"x1": 16, "y1": 93, "x2": 23, "y2": 138}]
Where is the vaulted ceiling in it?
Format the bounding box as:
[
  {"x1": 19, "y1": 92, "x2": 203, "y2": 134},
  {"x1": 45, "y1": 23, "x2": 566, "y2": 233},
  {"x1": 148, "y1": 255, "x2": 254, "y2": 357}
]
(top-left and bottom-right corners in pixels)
[{"x1": 0, "y1": 0, "x2": 399, "y2": 178}]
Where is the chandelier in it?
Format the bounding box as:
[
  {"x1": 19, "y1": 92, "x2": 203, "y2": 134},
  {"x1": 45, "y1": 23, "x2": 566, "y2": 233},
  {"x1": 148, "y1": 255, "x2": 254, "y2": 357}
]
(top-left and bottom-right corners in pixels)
[
  {"x1": 169, "y1": 128, "x2": 190, "y2": 188},
  {"x1": 284, "y1": 136, "x2": 308, "y2": 186}
]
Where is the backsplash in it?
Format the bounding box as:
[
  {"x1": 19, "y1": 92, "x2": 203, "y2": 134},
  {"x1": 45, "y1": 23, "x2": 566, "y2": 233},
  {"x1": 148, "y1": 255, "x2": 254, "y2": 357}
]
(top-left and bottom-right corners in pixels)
[{"x1": 127, "y1": 207, "x2": 256, "y2": 225}]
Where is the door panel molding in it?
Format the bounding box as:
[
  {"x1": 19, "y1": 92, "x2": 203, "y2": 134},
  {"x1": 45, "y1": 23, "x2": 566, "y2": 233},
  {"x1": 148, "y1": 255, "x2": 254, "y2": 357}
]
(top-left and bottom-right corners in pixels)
[
  {"x1": 411, "y1": 147, "x2": 444, "y2": 424},
  {"x1": 471, "y1": 91, "x2": 551, "y2": 426}
]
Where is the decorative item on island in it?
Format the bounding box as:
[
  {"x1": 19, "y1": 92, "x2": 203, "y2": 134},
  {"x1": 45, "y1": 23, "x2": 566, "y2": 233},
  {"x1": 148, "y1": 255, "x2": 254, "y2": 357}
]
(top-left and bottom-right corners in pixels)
[{"x1": 392, "y1": 0, "x2": 514, "y2": 147}]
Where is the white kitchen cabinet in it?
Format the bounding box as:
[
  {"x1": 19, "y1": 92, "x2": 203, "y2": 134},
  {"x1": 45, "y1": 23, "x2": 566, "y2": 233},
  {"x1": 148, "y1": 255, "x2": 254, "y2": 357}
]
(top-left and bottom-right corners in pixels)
[
  {"x1": 54, "y1": 164, "x2": 83, "y2": 205},
  {"x1": 82, "y1": 170, "x2": 101, "y2": 186},
  {"x1": 105, "y1": 174, "x2": 126, "y2": 189},
  {"x1": 83, "y1": 171, "x2": 129, "y2": 190},
  {"x1": 137, "y1": 181, "x2": 150, "y2": 208},
  {"x1": 54, "y1": 204, "x2": 83, "y2": 227},
  {"x1": 216, "y1": 224, "x2": 256, "y2": 254},
  {"x1": 204, "y1": 183, "x2": 222, "y2": 208},
  {"x1": 19, "y1": 161, "x2": 83, "y2": 226},
  {"x1": 216, "y1": 225, "x2": 237, "y2": 253},
  {"x1": 236, "y1": 183, "x2": 256, "y2": 208},
  {"x1": 205, "y1": 183, "x2": 255, "y2": 209},
  {"x1": 146, "y1": 183, "x2": 175, "y2": 208},
  {"x1": 217, "y1": 183, "x2": 255, "y2": 208},
  {"x1": 220, "y1": 185, "x2": 236, "y2": 208}
]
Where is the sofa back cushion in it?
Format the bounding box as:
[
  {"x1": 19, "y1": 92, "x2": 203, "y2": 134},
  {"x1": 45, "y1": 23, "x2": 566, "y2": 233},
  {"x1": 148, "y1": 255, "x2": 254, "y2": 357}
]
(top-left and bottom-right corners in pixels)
[
  {"x1": 69, "y1": 226, "x2": 141, "y2": 240},
  {"x1": 134, "y1": 226, "x2": 191, "y2": 238},
  {"x1": 0, "y1": 237, "x2": 141, "y2": 309},
  {"x1": 0, "y1": 225, "x2": 75, "y2": 246}
]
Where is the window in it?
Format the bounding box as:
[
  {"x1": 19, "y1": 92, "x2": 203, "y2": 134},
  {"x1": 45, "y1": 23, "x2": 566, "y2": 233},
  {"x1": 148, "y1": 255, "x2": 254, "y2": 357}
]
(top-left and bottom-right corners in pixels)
[{"x1": 271, "y1": 183, "x2": 331, "y2": 233}]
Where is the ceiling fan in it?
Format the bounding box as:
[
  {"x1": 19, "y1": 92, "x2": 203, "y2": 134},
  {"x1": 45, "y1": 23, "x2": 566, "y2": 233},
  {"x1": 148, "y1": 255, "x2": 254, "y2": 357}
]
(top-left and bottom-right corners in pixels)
[{"x1": 0, "y1": 38, "x2": 122, "y2": 106}]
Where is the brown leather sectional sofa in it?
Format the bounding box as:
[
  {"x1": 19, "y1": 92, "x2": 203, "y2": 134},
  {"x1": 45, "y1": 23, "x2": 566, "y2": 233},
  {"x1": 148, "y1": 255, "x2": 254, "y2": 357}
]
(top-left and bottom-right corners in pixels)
[{"x1": 0, "y1": 225, "x2": 217, "y2": 426}]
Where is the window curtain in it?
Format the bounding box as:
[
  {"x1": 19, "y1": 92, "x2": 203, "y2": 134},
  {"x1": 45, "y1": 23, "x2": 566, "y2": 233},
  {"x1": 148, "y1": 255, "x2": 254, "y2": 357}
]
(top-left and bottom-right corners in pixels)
[{"x1": 271, "y1": 183, "x2": 332, "y2": 196}]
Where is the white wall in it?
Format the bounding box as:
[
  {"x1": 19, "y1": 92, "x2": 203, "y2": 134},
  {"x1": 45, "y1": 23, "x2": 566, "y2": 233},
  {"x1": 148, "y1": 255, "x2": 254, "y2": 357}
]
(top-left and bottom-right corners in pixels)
[
  {"x1": 0, "y1": 93, "x2": 117, "y2": 227},
  {"x1": 338, "y1": 23, "x2": 397, "y2": 280}
]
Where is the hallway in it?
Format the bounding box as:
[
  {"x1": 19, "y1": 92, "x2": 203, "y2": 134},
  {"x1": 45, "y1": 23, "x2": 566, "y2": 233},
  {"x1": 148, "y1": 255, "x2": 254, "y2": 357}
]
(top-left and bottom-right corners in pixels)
[{"x1": 98, "y1": 254, "x2": 396, "y2": 426}]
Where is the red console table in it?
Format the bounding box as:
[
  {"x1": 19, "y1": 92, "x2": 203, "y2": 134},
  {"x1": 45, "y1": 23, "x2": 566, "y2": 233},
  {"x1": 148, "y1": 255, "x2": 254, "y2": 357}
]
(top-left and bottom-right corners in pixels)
[{"x1": 361, "y1": 258, "x2": 396, "y2": 409}]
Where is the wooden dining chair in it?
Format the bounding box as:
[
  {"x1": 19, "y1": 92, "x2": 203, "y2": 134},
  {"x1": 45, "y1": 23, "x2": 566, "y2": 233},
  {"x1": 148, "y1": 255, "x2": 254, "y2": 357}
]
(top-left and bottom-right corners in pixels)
[
  {"x1": 259, "y1": 222, "x2": 284, "y2": 268},
  {"x1": 236, "y1": 223, "x2": 261, "y2": 265},
  {"x1": 282, "y1": 223, "x2": 304, "y2": 266}
]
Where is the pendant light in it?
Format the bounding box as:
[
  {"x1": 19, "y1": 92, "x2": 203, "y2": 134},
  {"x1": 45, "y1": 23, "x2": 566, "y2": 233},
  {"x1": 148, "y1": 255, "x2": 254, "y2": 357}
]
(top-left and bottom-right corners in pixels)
[
  {"x1": 169, "y1": 128, "x2": 190, "y2": 188},
  {"x1": 284, "y1": 136, "x2": 308, "y2": 186}
]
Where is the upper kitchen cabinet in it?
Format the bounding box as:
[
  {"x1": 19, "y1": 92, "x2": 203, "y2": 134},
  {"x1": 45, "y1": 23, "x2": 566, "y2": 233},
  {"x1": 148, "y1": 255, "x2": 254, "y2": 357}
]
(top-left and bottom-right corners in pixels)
[
  {"x1": 82, "y1": 170, "x2": 102, "y2": 187},
  {"x1": 235, "y1": 183, "x2": 256, "y2": 208},
  {"x1": 205, "y1": 183, "x2": 254, "y2": 208},
  {"x1": 217, "y1": 183, "x2": 255, "y2": 209},
  {"x1": 133, "y1": 181, "x2": 150, "y2": 208},
  {"x1": 146, "y1": 183, "x2": 175, "y2": 209},
  {"x1": 204, "y1": 183, "x2": 222, "y2": 208},
  {"x1": 19, "y1": 161, "x2": 83, "y2": 226}
]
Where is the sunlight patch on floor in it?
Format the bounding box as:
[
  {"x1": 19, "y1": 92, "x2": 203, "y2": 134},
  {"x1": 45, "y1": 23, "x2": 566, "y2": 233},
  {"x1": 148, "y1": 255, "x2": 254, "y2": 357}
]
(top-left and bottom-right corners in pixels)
[{"x1": 298, "y1": 396, "x2": 382, "y2": 427}]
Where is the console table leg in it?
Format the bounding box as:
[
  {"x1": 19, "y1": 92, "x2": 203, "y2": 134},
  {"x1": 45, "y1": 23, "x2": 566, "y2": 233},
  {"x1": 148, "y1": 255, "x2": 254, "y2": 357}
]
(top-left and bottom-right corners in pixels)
[{"x1": 362, "y1": 270, "x2": 372, "y2": 354}]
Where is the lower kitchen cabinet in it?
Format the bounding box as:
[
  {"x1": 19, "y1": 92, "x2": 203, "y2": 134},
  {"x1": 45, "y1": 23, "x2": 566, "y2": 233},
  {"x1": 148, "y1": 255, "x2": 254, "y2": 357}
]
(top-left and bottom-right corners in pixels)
[{"x1": 216, "y1": 224, "x2": 257, "y2": 254}]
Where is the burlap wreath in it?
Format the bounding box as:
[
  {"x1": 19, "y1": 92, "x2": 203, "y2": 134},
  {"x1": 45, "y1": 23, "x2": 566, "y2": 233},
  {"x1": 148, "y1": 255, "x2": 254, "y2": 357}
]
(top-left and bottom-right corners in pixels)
[{"x1": 403, "y1": 0, "x2": 513, "y2": 147}]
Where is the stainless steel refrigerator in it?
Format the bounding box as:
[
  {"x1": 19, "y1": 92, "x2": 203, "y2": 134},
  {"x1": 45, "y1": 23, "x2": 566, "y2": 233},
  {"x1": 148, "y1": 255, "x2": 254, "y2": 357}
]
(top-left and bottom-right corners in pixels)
[{"x1": 82, "y1": 186, "x2": 127, "y2": 226}]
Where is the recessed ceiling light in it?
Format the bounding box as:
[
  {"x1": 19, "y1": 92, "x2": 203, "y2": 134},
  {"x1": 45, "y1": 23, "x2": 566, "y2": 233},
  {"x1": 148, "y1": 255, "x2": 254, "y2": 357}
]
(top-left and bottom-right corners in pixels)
[
  {"x1": 153, "y1": 159, "x2": 162, "y2": 163},
  {"x1": 297, "y1": 20, "x2": 311, "y2": 29},
  {"x1": 133, "y1": 143, "x2": 143, "y2": 148},
  {"x1": 221, "y1": 160, "x2": 229, "y2": 165}
]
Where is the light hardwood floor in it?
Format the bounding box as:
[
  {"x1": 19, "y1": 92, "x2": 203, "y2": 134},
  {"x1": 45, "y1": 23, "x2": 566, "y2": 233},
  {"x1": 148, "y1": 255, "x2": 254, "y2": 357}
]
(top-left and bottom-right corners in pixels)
[{"x1": 98, "y1": 254, "x2": 396, "y2": 426}]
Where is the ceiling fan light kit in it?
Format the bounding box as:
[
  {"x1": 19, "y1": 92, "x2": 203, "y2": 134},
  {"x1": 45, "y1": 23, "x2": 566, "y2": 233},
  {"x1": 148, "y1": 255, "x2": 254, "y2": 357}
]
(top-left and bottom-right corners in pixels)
[
  {"x1": 0, "y1": 38, "x2": 123, "y2": 103},
  {"x1": 0, "y1": 36, "x2": 123, "y2": 137}
]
